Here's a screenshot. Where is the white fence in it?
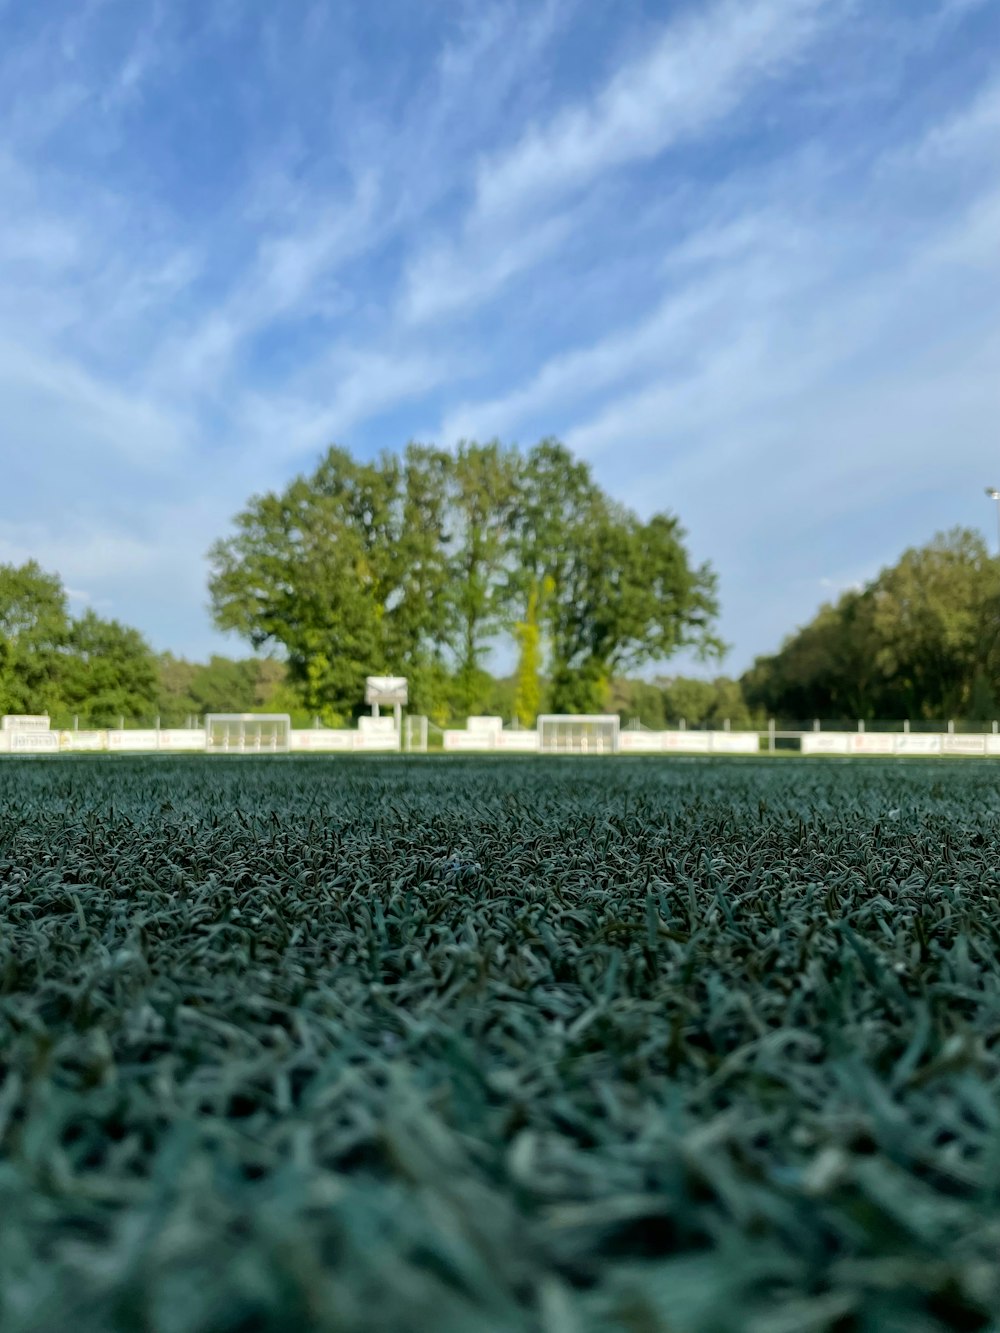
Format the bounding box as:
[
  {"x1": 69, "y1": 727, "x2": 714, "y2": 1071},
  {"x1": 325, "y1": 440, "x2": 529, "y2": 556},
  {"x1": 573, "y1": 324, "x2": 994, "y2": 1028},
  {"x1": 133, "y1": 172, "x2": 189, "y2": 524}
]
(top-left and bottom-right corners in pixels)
[{"x1": 5, "y1": 712, "x2": 1000, "y2": 758}]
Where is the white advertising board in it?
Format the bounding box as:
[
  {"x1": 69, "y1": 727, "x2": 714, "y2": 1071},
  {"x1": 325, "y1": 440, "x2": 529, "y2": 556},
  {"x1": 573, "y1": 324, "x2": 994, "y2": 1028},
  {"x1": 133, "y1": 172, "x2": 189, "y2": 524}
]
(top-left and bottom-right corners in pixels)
[
  {"x1": 466, "y1": 716, "x2": 503, "y2": 736},
  {"x1": 942, "y1": 733, "x2": 987, "y2": 756},
  {"x1": 11, "y1": 730, "x2": 59, "y2": 753},
  {"x1": 2, "y1": 715, "x2": 50, "y2": 731},
  {"x1": 986, "y1": 735, "x2": 1000, "y2": 756},
  {"x1": 358, "y1": 714, "x2": 397, "y2": 734},
  {"x1": 894, "y1": 734, "x2": 943, "y2": 755},
  {"x1": 158, "y1": 730, "x2": 207, "y2": 750},
  {"x1": 108, "y1": 730, "x2": 161, "y2": 750},
  {"x1": 60, "y1": 730, "x2": 107, "y2": 752},
  {"x1": 618, "y1": 731, "x2": 665, "y2": 752},
  {"x1": 495, "y1": 730, "x2": 539, "y2": 751},
  {"x1": 289, "y1": 729, "x2": 355, "y2": 751},
  {"x1": 443, "y1": 730, "x2": 493, "y2": 751},
  {"x1": 662, "y1": 731, "x2": 711, "y2": 752},
  {"x1": 800, "y1": 733, "x2": 849, "y2": 754},
  {"x1": 709, "y1": 732, "x2": 759, "y2": 754},
  {"x1": 848, "y1": 733, "x2": 896, "y2": 755},
  {"x1": 353, "y1": 730, "x2": 400, "y2": 751}
]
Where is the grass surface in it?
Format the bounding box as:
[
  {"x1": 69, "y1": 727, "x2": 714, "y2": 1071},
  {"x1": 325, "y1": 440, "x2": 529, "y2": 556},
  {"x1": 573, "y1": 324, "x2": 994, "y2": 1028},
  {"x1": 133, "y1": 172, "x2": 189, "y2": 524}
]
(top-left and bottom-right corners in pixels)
[{"x1": 2, "y1": 755, "x2": 1000, "y2": 1331}]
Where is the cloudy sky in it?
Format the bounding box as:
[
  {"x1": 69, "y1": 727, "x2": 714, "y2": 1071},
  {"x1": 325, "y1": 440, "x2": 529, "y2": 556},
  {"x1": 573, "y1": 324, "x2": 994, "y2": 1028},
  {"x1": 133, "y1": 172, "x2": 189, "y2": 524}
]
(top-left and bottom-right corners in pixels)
[{"x1": 2, "y1": 0, "x2": 999, "y2": 675}]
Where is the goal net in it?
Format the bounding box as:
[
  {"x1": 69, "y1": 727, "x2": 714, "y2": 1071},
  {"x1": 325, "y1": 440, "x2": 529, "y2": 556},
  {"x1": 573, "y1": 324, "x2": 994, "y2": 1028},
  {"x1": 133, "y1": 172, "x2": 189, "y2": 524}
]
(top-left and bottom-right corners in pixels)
[
  {"x1": 537, "y1": 714, "x2": 620, "y2": 755},
  {"x1": 205, "y1": 714, "x2": 291, "y2": 754}
]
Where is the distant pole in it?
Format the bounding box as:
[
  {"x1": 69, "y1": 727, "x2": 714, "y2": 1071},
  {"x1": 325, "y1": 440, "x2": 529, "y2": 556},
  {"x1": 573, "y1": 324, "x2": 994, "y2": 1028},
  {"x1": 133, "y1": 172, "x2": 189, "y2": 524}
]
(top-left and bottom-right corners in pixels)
[{"x1": 985, "y1": 487, "x2": 1000, "y2": 555}]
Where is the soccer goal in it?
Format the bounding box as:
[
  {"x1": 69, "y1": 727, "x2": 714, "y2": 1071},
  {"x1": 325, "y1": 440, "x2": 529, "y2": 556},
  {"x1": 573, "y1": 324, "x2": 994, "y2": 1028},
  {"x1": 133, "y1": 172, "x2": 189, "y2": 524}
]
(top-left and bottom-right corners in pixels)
[
  {"x1": 205, "y1": 714, "x2": 291, "y2": 754},
  {"x1": 537, "y1": 714, "x2": 620, "y2": 755}
]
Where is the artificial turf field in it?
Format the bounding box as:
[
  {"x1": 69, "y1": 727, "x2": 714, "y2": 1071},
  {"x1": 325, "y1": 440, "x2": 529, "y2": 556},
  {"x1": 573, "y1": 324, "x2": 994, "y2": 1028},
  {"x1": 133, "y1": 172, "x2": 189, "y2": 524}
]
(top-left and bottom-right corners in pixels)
[{"x1": 2, "y1": 755, "x2": 1000, "y2": 1332}]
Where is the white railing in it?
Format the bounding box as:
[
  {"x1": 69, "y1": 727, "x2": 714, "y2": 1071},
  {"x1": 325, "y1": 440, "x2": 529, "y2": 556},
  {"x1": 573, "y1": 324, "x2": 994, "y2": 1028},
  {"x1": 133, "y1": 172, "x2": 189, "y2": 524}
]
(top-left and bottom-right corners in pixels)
[{"x1": 4, "y1": 713, "x2": 1000, "y2": 757}]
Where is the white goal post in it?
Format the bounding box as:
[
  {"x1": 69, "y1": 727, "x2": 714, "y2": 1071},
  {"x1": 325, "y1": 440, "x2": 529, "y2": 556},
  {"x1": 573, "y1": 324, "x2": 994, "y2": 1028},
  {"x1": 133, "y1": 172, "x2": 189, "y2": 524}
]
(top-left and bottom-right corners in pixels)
[
  {"x1": 205, "y1": 714, "x2": 291, "y2": 754},
  {"x1": 538, "y1": 714, "x2": 620, "y2": 755}
]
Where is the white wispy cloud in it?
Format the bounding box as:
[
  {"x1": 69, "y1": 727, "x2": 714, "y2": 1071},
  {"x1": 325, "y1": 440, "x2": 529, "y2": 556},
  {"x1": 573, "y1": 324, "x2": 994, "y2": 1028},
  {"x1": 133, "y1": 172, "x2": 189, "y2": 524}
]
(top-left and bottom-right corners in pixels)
[
  {"x1": 400, "y1": 0, "x2": 835, "y2": 328},
  {"x1": 473, "y1": 0, "x2": 836, "y2": 221}
]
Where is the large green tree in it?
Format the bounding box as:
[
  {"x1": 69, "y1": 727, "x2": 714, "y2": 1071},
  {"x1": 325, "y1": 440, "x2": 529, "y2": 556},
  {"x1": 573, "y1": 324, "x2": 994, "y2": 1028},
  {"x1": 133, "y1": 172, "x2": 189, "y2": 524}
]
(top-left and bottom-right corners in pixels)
[
  {"x1": 210, "y1": 437, "x2": 721, "y2": 719},
  {"x1": 208, "y1": 446, "x2": 455, "y2": 720}
]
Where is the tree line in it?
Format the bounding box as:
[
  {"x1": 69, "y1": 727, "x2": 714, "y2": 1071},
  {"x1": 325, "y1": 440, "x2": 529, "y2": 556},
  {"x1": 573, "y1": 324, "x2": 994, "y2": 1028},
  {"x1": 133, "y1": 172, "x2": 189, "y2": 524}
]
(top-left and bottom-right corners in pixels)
[
  {"x1": 4, "y1": 453, "x2": 999, "y2": 728},
  {"x1": 742, "y1": 528, "x2": 1000, "y2": 722},
  {"x1": 0, "y1": 556, "x2": 746, "y2": 728}
]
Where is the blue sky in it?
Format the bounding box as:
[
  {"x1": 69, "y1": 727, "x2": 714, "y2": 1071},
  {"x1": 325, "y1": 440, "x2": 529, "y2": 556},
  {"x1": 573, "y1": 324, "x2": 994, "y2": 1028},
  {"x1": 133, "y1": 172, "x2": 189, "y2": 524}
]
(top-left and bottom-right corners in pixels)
[{"x1": 2, "y1": 0, "x2": 999, "y2": 677}]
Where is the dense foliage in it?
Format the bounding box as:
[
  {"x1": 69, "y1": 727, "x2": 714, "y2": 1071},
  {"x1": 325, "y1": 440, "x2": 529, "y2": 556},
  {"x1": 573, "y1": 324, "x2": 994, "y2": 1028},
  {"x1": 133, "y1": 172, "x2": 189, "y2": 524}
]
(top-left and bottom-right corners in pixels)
[
  {"x1": 2, "y1": 756, "x2": 999, "y2": 1331},
  {"x1": 0, "y1": 562, "x2": 158, "y2": 726},
  {"x1": 207, "y1": 439, "x2": 721, "y2": 720},
  {"x1": 744, "y1": 528, "x2": 1000, "y2": 722}
]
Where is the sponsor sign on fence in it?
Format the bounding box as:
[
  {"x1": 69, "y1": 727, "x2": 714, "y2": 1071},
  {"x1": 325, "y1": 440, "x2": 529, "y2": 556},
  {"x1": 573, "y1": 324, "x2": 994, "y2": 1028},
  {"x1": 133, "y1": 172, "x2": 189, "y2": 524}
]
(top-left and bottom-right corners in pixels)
[
  {"x1": 801, "y1": 733, "x2": 850, "y2": 754},
  {"x1": 2, "y1": 715, "x2": 50, "y2": 730},
  {"x1": 894, "y1": 734, "x2": 943, "y2": 755},
  {"x1": 848, "y1": 733, "x2": 896, "y2": 755},
  {"x1": 942, "y1": 733, "x2": 987, "y2": 756},
  {"x1": 10, "y1": 731, "x2": 59, "y2": 753},
  {"x1": 443, "y1": 718, "x2": 509, "y2": 751},
  {"x1": 353, "y1": 730, "x2": 401, "y2": 751},
  {"x1": 443, "y1": 730, "x2": 492, "y2": 750},
  {"x1": 494, "y1": 730, "x2": 539, "y2": 751},
  {"x1": 289, "y1": 730, "x2": 355, "y2": 752},
  {"x1": 618, "y1": 731, "x2": 665, "y2": 752},
  {"x1": 108, "y1": 730, "x2": 161, "y2": 750},
  {"x1": 60, "y1": 731, "x2": 106, "y2": 752},
  {"x1": 662, "y1": 731, "x2": 711, "y2": 752},
  {"x1": 709, "y1": 732, "x2": 759, "y2": 754},
  {"x1": 158, "y1": 730, "x2": 207, "y2": 750}
]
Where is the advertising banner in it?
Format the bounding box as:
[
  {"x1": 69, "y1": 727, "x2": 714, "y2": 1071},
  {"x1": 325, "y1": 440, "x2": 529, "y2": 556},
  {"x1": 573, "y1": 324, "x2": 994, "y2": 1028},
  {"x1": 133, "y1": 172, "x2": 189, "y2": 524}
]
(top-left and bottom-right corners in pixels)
[
  {"x1": 618, "y1": 731, "x2": 665, "y2": 752},
  {"x1": 942, "y1": 734, "x2": 987, "y2": 756},
  {"x1": 662, "y1": 731, "x2": 711, "y2": 752},
  {"x1": 2, "y1": 715, "x2": 50, "y2": 730},
  {"x1": 289, "y1": 730, "x2": 355, "y2": 751},
  {"x1": 848, "y1": 733, "x2": 896, "y2": 755},
  {"x1": 158, "y1": 730, "x2": 207, "y2": 750},
  {"x1": 709, "y1": 732, "x2": 759, "y2": 753},
  {"x1": 59, "y1": 731, "x2": 107, "y2": 751},
  {"x1": 495, "y1": 730, "x2": 539, "y2": 751},
  {"x1": 894, "y1": 734, "x2": 943, "y2": 755},
  {"x1": 800, "y1": 733, "x2": 850, "y2": 754},
  {"x1": 11, "y1": 731, "x2": 59, "y2": 753},
  {"x1": 108, "y1": 730, "x2": 161, "y2": 750}
]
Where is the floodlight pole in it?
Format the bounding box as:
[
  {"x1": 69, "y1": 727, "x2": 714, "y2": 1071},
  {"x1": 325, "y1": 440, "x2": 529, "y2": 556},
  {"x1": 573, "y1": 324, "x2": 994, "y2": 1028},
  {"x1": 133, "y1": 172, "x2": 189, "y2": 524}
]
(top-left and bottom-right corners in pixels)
[{"x1": 986, "y1": 487, "x2": 1000, "y2": 555}]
